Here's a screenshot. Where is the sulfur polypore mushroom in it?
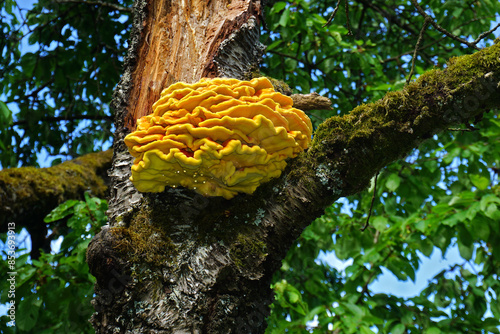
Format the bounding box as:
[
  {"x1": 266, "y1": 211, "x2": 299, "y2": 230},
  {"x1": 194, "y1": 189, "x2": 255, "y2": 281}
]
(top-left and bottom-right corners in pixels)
[{"x1": 124, "y1": 77, "x2": 313, "y2": 199}]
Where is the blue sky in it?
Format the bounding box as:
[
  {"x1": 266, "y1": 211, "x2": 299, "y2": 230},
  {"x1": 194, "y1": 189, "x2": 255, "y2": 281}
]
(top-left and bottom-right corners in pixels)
[{"x1": 2, "y1": 0, "x2": 499, "y2": 326}]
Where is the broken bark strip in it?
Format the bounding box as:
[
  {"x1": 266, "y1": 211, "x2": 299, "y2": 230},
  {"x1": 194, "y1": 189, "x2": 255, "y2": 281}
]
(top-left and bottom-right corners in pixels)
[
  {"x1": 292, "y1": 92, "x2": 333, "y2": 111},
  {"x1": 107, "y1": 0, "x2": 264, "y2": 224},
  {"x1": 124, "y1": 0, "x2": 263, "y2": 130}
]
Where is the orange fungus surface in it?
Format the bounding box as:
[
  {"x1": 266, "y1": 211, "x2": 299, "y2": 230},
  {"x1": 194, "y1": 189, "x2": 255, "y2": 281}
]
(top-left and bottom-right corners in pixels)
[{"x1": 124, "y1": 77, "x2": 313, "y2": 199}]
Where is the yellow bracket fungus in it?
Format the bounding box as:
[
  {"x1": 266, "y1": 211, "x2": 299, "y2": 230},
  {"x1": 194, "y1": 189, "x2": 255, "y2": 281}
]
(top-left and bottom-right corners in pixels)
[{"x1": 124, "y1": 77, "x2": 313, "y2": 199}]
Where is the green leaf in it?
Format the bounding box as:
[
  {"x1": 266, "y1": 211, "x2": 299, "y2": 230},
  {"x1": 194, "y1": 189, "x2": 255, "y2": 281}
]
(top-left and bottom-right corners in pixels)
[
  {"x1": 469, "y1": 174, "x2": 490, "y2": 190},
  {"x1": 266, "y1": 39, "x2": 282, "y2": 51},
  {"x1": 480, "y1": 194, "x2": 500, "y2": 219},
  {"x1": 457, "y1": 240, "x2": 474, "y2": 260},
  {"x1": 384, "y1": 196, "x2": 397, "y2": 215},
  {"x1": 279, "y1": 8, "x2": 290, "y2": 27},
  {"x1": 418, "y1": 238, "x2": 434, "y2": 257},
  {"x1": 0, "y1": 101, "x2": 12, "y2": 125},
  {"x1": 17, "y1": 295, "x2": 42, "y2": 331},
  {"x1": 272, "y1": 2, "x2": 287, "y2": 13},
  {"x1": 484, "y1": 203, "x2": 500, "y2": 220},
  {"x1": 44, "y1": 200, "x2": 79, "y2": 222},
  {"x1": 287, "y1": 289, "x2": 300, "y2": 303},
  {"x1": 360, "y1": 325, "x2": 375, "y2": 334},
  {"x1": 392, "y1": 323, "x2": 406, "y2": 334},
  {"x1": 372, "y1": 216, "x2": 388, "y2": 231}
]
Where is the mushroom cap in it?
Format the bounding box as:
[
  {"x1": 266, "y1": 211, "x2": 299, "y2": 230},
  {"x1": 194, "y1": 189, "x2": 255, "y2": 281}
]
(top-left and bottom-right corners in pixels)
[{"x1": 124, "y1": 77, "x2": 313, "y2": 199}]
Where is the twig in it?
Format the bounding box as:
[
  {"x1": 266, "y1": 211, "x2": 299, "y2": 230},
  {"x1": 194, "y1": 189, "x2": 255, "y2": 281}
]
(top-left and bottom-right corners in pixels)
[
  {"x1": 357, "y1": 0, "x2": 418, "y2": 36},
  {"x1": 361, "y1": 170, "x2": 379, "y2": 232},
  {"x1": 53, "y1": 0, "x2": 132, "y2": 13},
  {"x1": 307, "y1": 112, "x2": 327, "y2": 122},
  {"x1": 447, "y1": 125, "x2": 477, "y2": 132},
  {"x1": 322, "y1": 0, "x2": 352, "y2": 35},
  {"x1": 323, "y1": 0, "x2": 342, "y2": 28},
  {"x1": 474, "y1": 22, "x2": 500, "y2": 45},
  {"x1": 344, "y1": 0, "x2": 352, "y2": 36},
  {"x1": 410, "y1": 0, "x2": 480, "y2": 50},
  {"x1": 13, "y1": 115, "x2": 113, "y2": 126},
  {"x1": 406, "y1": 17, "x2": 431, "y2": 85}
]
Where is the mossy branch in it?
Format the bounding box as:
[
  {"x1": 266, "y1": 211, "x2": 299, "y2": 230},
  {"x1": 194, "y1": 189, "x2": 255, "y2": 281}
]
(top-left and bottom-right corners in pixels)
[
  {"x1": 86, "y1": 33, "x2": 499, "y2": 334},
  {"x1": 0, "y1": 149, "x2": 113, "y2": 231},
  {"x1": 231, "y1": 40, "x2": 500, "y2": 267},
  {"x1": 304, "y1": 40, "x2": 500, "y2": 198}
]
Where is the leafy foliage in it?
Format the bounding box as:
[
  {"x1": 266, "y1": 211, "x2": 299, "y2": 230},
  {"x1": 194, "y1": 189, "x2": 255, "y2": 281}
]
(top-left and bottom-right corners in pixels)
[
  {"x1": 263, "y1": 0, "x2": 500, "y2": 332},
  {"x1": 0, "y1": 193, "x2": 107, "y2": 333},
  {"x1": 1, "y1": 0, "x2": 500, "y2": 333},
  {"x1": 261, "y1": 0, "x2": 500, "y2": 124},
  {"x1": 0, "y1": 0, "x2": 132, "y2": 167}
]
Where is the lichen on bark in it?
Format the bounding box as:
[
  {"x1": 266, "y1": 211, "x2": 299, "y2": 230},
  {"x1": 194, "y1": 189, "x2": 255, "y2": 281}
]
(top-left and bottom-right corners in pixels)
[
  {"x1": 0, "y1": 149, "x2": 112, "y2": 258},
  {"x1": 86, "y1": 0, "x2": 500, "y2": 332}
]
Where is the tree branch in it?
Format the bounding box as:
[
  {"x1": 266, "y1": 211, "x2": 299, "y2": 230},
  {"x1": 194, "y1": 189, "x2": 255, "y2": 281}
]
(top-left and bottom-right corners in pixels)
[
  {"x1": 53, "y1": 0, "x2": 132, "y2": 13},
  {"x1": 0, "y1": 149, "x2": 112, "y2": 232},
  {"x1": 12, "y1": 114, "x2": 113, "y2": 127},
  {"x1": 410, "y1": 0, "x2": 480, "y2": 50},
  {"x1": 300, "y1": 42, "x2": 499, "y2": 200},
  {"x1": 291, "y1": 93, "x2": 332, "y2": 111}
]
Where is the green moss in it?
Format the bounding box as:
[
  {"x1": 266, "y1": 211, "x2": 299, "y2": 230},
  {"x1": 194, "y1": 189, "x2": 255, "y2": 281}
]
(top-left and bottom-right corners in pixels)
[
  {"x1": 110, "y1": 205, "x2": 178, "y2": 267},
  {"x1": 0, "y1": 149, "x2": 112, "y2": 227},
  {"x1": 229, "y1": 232, "x2": 267, "y2": 269},
  {"x1": 306, "y1": 42, "x2": 500, "y2": 197},
  {"x1": 266, "y1": 77, "x2": 293, "y2": 95}
]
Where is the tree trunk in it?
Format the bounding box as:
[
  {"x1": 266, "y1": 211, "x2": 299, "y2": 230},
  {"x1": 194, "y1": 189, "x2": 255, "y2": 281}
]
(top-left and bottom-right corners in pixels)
[
  {"x1": 86, "y1": 0, "x2": 500, "y2": 332},
  {"x1": 88, "y1": 1, "x2": 275, "y2": 332}
]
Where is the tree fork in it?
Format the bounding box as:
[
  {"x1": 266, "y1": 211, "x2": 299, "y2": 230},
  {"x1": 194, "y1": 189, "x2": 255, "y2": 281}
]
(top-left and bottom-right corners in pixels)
[{"x1": 87, "y1": 0, "x2": 500, "y2": 332}]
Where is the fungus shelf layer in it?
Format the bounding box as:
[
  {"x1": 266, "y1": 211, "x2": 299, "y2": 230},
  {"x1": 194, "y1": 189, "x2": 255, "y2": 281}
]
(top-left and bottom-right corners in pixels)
[{"x1": 124, "y1": 77, "x2": 313, "y2": 199}]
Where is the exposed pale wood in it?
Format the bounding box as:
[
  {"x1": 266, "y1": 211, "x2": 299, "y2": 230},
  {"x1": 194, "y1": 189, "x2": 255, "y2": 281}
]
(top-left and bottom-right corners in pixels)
[
  {"x1": 292, "y1": 92, "x2": 333, "y2": 111},
  {"x1": 125, "y1": 0, "x2": 262, "y2": 129}
]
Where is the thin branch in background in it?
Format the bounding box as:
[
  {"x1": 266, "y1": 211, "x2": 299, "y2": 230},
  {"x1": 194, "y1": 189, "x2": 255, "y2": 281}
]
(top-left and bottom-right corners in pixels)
[
  {"x1": 344, "y1": 0, "x2": 353, "y2": 36},
  {"x1": 307, "y1": 112, "x2": 327, "y2": 122},
  {"x1": 406, "y1": 17, "x2": 431, "y2": 85},
  {"x1": 357, "y1": 0, "x2": 418, "y2": 36},
  {"x1": 323, "y1": 0, "x2": 342, "y2": 28},
  {"x1": 12, "y1": 115, "x2": 113, "y2": 127},
  {"x1": 410, "y1": 0, "x2": 480, "y2": 50},
  {"x1": 474, "y1": 21, "x2": 500, "y2": 45},
  {"x1": 322, "y1": 0, "x2": 353, "y2": 35},
  {"x1": 53, "y1": 0, "x2": 132, "y2": 12},
  {"x1": 361, "y1": 170, "x2": 380, "y2": 232},
  {"x1": 448, "y1": 125, "x2": 477, "y2": 132},
  {"x1": 355, "y1": 4, "x2": 367, "y2": 40},
  {"x1": 384, "y1": 14, "x2": 497, "y2": 64}
]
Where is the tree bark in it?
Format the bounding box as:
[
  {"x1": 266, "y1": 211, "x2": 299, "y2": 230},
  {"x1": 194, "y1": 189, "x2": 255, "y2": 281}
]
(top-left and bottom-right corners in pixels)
[
  {"x1": 86, "y1": 0, "x2": 500, "y2": 332},
  {"x1": 0, "y1": 149, "x2": 112, "y2": 258}
]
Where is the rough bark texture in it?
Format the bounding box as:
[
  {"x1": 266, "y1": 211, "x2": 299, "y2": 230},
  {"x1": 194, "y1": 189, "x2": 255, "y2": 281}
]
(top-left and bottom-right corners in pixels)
[
  {"x1": 87, "y1": 0, "x2": 500, "y2": 332},
  {"x1": 107, "y1": 0, "x2": 264, "y2": 224},
  {"x1": 291, "y1": 92, "x2": 333, "y2": 111},
  {"x1": 122, "y1": 0, "x2": 263, "y2": 130},
  {"x1": 0, "y1": 149, "x2": 112, "y2": 258}
]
